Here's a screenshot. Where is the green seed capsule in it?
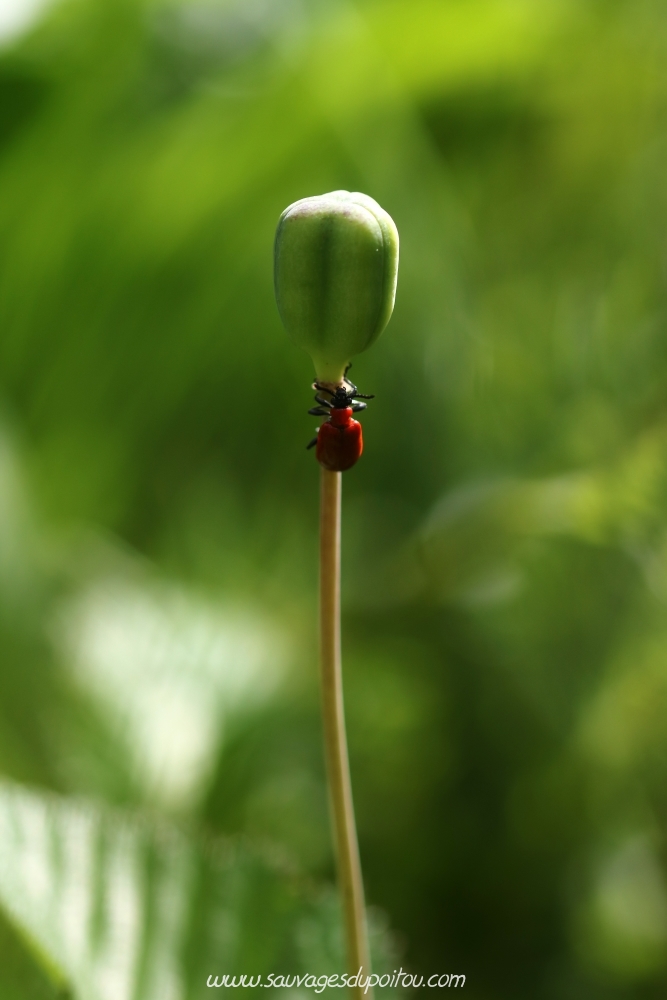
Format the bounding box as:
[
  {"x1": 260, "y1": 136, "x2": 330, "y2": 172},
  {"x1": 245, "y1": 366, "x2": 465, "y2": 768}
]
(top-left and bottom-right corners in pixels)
[{"x1": 274, "y1": 190, "x2": 399, "y2": 384}]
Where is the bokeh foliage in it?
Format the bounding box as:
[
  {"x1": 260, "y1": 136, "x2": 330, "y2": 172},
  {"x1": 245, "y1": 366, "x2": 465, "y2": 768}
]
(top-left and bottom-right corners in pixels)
[{"x1": 0, "y1": 0, "x2": 666, "y2": 996}]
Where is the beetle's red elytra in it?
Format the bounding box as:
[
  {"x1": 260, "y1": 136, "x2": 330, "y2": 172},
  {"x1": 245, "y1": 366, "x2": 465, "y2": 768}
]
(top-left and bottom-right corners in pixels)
[{"x1": 315, "y1": 407, "x2": 363, "y2": 471}]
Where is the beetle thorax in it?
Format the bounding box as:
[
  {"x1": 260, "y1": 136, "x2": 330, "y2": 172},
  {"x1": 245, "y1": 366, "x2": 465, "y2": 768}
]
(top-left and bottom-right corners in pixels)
[{"x1": 329, "y1": 407, "x2": 353, "y2": 427}]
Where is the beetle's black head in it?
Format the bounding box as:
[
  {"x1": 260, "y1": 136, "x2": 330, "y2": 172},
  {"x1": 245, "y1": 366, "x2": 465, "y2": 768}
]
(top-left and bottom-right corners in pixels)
[
  {"x1": 331, "y1": 386, "x2": 353, "y2": 408},
  {"x1": 311, "y1": 372, "x2": 375, "y2": 413}
]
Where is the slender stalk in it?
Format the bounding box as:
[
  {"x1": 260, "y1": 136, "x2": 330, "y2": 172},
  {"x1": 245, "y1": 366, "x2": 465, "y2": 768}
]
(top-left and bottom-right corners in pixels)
[{"x1": 319, "y1": 467, "x2": 372, "y2": 1000}]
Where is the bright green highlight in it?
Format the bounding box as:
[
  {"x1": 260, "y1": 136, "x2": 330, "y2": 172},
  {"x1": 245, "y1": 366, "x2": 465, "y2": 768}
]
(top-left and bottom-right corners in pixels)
[{"x1": 274, "y1": 191, "x2": 399, "y2": 384}]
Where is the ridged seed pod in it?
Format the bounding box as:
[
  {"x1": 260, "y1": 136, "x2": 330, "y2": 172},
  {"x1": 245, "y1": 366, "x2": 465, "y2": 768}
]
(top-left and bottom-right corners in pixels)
[{"x1": 274, "y1": 190, "x2": 399, "y2": 384}]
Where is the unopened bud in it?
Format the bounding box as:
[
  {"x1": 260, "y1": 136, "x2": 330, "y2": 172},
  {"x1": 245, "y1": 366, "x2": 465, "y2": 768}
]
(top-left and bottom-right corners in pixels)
[{"x1": 274, "y1": 190, "x2": 399, "y2": 384}]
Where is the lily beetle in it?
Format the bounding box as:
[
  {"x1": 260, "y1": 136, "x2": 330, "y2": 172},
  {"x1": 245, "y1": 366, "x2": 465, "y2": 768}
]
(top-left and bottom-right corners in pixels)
[{"x1": 307, "y1": 366, "x2": 374, "y2": 472}]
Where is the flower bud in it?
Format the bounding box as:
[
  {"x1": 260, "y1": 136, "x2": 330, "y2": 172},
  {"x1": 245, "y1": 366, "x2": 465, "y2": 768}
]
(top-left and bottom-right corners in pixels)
[{"x1": 274, "y1": 190, "x2": 399, "y2": 384}]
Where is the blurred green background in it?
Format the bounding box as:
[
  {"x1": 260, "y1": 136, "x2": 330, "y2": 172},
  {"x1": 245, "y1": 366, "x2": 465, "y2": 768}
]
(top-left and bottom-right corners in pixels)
[{"x1": 0, "y1": 0, "x2": 666, "y2": 997}]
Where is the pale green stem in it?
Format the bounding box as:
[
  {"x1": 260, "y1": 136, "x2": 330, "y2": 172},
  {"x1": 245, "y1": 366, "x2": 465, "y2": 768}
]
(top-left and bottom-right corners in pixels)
[{"x1": 319, "y1": 468, "x2": 372, "y2": 1000}]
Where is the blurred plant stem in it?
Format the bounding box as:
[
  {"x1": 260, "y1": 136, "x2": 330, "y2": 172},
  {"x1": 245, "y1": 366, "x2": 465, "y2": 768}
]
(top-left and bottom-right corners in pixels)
[{"x1": 319, "y1": 468, "x2": 372, "y2": 998}]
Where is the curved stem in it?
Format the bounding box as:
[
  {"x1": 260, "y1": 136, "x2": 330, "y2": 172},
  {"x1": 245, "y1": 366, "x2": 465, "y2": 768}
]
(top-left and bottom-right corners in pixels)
[{"x1": 319, "y1": 468, "x2": 372, "y2": 1000}]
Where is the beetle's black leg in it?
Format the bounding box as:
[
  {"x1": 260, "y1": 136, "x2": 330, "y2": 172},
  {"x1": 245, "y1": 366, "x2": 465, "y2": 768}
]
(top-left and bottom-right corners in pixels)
[
  {"x1": 314, "y1": 394, "x2": 333, "y2": 408},
  {"x1": 313, "y1": 382, "x2": 335, "y2": 397},
  {"x1": 308, "y1": 406, "x2": 330, "y2": 416},
  {"x1": 351, "y1": 401, "x2": 367, "y2": 412},
  {"x1": 306, "y1": 436, "x2": 318, "y2": 450}
]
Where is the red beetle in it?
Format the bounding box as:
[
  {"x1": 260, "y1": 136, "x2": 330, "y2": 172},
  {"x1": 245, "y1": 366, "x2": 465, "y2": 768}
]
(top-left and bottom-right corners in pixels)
[{"x1": 307, "y1": 367, "x2": 374, "y2": 472}]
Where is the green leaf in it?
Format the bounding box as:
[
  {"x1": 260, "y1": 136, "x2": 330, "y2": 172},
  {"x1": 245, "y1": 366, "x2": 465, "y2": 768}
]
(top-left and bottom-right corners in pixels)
[
  {"x1": 0, "y1": 783, "x2": 305, "y2": 999},
  {"x1": 0, "y1": 781, "x2": 399, "y2": 1000}
]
